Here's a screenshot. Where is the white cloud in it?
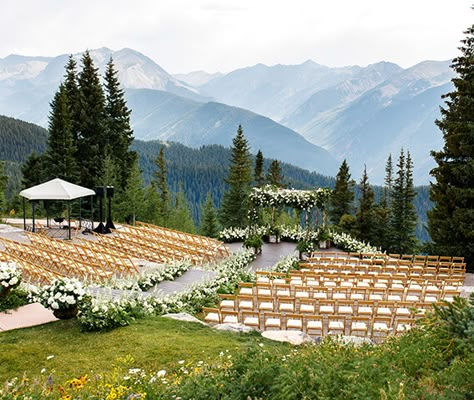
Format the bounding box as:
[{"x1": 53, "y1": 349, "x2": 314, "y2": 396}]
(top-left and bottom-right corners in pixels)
[{"x1": 0, "y1": 0, "x2": 472, "y2": 72}]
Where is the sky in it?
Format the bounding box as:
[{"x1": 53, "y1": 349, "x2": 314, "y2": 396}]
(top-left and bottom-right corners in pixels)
[{"x1": 1, "y1": 0, "x2": 472, "y2": 74}]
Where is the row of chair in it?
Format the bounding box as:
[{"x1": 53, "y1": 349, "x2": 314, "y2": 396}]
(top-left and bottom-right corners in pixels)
[
  {"x1": 256, "y1": 271, "x2": 465, "y2": 289},
  {"x1": 0, "y1": 237, "x2": 114, "y2": 283},
  {"x1": 27, "y1": 232, "x2": 138, "y2": 276},
  {"x1": 95, "y1": 225, "x2": 228, "y2": 265},
  {"x1": 136, "y1": 222, "x2": 229, "y2": 259},
  {"x1": 219, "y1": 294, "x2": 447, "y2": 321},
  {"x1": 203, "y1": 308, "x2": 416, "y2": 343},
  {"x1": 310, "y1": 251, "x2": 465, "y2": 264}
]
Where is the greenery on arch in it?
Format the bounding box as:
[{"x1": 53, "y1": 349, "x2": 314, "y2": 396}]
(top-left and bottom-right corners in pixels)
[{"x1": 249, "y1": 185, "x2": 331, "y2": 211}]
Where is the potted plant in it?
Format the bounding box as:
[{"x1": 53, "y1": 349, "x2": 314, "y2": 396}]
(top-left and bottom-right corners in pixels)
[
  {"x1": 269, "y1": 225, "x2": 281, "y2": 243},
  {"x1": 296, "y1": 239, "x2": 315, "y2": 260},
  {"x1": 34, "y1": 277, "x2": 87, "y2": 319},
  {"x1": 317, "y1": 228, "x2": 331, "y2": 249},
  {"x1": 0, "y1": 261, "x2": 22, "y2": 298},
  {"x1": 244, "y1": 234, "x2": 264, "y2": 255}
]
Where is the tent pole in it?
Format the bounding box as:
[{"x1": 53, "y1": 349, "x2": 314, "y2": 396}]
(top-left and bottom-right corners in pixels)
[
  {"x1": 23, "y1": 197, "x2": 26, "y2": 230},
  {"x1": 32, "y1": 201, "x2": 36, "y2": 233},
  {"x1": 79, "y1": 198, "x2": 82, "y2": 228},
  {"x1": 91, "y1": 195, "x2": 94, "y2": 230},
  {"x1": 67, "y1": 201, "x2": 71, "y2": 240},
  {"x1": 45, "y1": 200, "x2": 49, "y2": 228}
]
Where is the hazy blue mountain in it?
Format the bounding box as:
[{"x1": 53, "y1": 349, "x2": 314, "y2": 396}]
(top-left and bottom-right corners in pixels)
[
  {"x1": 281, "y1": 62, "x2": 403, "y2": 128},
  {"x1": 126, "y1": 89, "x2": 339, "y2": 176},
  {"x1": 174, "y1": 70, "x2": 223, "y2": 87},
  {"x1": 0, "y1": 48, "x2": 206, "y2": 126},
  {"x1": 283, "y1": 60, "x2": 453, "y2": 184},
  {"x1": 0, "y1": 48, "x2": 455, "y2": 183},
  {"x1": 199, "y1": 60, "x2": 360, "y2": 121}
]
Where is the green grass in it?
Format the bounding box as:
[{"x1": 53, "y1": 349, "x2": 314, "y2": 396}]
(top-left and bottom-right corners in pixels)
[{"x1": 0, "y1": 316, "x2": 289, "y2": 381}]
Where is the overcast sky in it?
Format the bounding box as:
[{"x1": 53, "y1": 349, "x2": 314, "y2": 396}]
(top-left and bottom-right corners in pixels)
[{"x1": 1, "y1": 0, "x2": 472, "y2": 73}]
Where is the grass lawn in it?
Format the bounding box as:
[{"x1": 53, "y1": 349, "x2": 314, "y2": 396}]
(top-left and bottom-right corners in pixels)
[{"x1": 0, "y1": 316, "x2": 289, "y2": 381}]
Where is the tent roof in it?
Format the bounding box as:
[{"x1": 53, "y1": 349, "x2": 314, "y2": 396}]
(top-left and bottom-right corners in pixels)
[{"x1": 19, "y1": 178, "x2": 96, "y2": 201}]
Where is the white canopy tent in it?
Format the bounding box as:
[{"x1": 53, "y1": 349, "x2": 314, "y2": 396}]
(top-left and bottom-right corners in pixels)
[{"x1": 19, "y1": 178, "x2": 96, "y2": 240}]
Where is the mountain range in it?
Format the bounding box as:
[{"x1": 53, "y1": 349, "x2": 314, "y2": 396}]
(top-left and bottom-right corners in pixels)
[{"x1": 0, "y1": 47, "x2": 454, "y2": 183}]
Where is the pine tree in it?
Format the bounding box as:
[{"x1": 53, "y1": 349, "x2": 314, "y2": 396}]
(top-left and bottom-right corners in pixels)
[
  {"x1": 254, "y1": 150, "x2": 265, "y2": 187},
  {"x1": 428, "y1": 22, "x2": 474, "y2": 269},
  {"x1": 21, "y1": 152, "x2": 47, "y2": 188},
  {"x1": 389, "y1": 149, "x2": 417, "y2": 254},
  {"x1": 0, "y1": 162, "x2": 7, "y2": 213},
  {"x1": 384, "y1": 154, "x2": 393, "y2": 207},
  {"x1": 76, "y1": 50, "x2": 106, "y2": 189},
  {"x1": 374, "y1": 154, "x2": 394, "y2": 250},
  {"x1": 329, "y1": 159, "x2": 355, "y2": 225},
  {"x1": 199, "y1": 192, "x2": 220, "y2": 238},
  {"x1": 63, "y1": 55, "x2": 81, "y2": 146},
  {"x1": 114, "y1": 158, "x2": 144, "y2": 225},
  {"x1": 152, "y1": 147, "x2": 169, "y2": 225},
  {"x1": 142, "y1": 185, "x2": 161, "y2": 224},
  {"x1": 355, "y1": 166, "x2": 376, "y2": 244},
  {"x1": 104, "y1": 57, "x2": 136, "y2": 190},
  {"x1": 167, "y1": 186, "x2": 196, "y2": 233},
  {"x1": 219, "y1": 125, "x2": 253, "y2": 228},
  {"x1": 267, "y1": 159, "x2": 285, "y2": 187},
  {"x1": 43, "y1": 84, "x2": 79, "y2": 182}
]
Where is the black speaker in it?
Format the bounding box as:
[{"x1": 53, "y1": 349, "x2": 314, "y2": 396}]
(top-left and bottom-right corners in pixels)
[
  {"x1": 106, "y1": 186, "x2": 114, "y2": 198},
  {"x1": 95, "y1": 187, "x2": 105, "y2": 198}
]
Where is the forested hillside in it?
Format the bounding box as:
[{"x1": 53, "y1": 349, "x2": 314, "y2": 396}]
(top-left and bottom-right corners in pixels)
[
  {"x1": 0, "y1": 115, "x2": 48, "y2": 162},
  {"x1": 0, "y1": 115, "x2": 431, "y2": 240},
  {"x1": 132, "y1": 140, "x2": 335, "y2": 222}
]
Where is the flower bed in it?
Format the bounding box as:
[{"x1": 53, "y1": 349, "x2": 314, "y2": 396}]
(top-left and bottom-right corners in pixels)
[
  {"x1": 77, "y1": 250, "x2": 256, "y2": 332},
  {"x1": 329, "y1": 231, "x2": 380, "y2": 254},
  {"x1": 0, "y1": 261, "x2": 21, "y2": 296},
  {"x1": 105, "y1": 260, "x2": 192, "y2": 291}
]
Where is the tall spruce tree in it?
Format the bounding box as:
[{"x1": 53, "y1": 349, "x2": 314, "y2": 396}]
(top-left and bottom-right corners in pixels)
[
  {"x1": 254, "y1": 150, "x2": 265, "y2": 188},
  {"x1": 63, "y1": 55, "x2": 81, "y2": 146},
  {"x1": 389, "y1": 149, "x2": 417, "y2": 254},
  {"x1": 114, "y1": 158, "x2": 144, "y2": 225},
  {"x1": 43, "y1": 84, "x2": 79, "y2": 183},
  {"x1": 384, "y1": 154, "x2": 393, "y2": 207},
  {"x1": 355, "y1": 166, "x2": 376, "y2": 244},
  {"x1": 329, "y1": 159, "x2": 355, "y2": 225},
  {"x1": 152, "y1": 147, "x2": 169, "y2": 226},
  {"x1": 428, "y1": 22, "x2": 474, "y2": 269},
  {"x1": 199, "y1": 192, "x2": 220, "y2": 238},
  {"x1": 76, "y1": 50, "x2": 106, "y2": 189},
  {"x1": 219, "y1": 125, "x2": 252, "y2": 228},
  {"x1": 267, "y1": 159, "x2": 285, "y2": 187},
  {"x1": 374, "y1": 154, "x2": 394, "y2": 250},
  {"x1": 167, "y1": 186, "x2": 196, "y2": 233},
  {"x1": 21, "y1": 152, "x2": 47, "y2": 188},
  {"x1": 0, "y1": 162, "x2": 7, "y2": 213},
  {"x1": 104, "y1": 57, "x2": 136, "y2": 190}
]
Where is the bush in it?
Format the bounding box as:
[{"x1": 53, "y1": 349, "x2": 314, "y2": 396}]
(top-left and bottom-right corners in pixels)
[{"x1": 0, "y1": 287, "x2": 29, "y2": 312}]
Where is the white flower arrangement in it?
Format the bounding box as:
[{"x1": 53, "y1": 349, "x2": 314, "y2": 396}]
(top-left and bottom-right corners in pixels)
[
  {"x1": 33, "y1": 277, "x2": 86, "y2": 311},
  {"x1": 219, "y1": 225, "x2": 270, "y2": 242},
  {"x1": 329, "y1": 231, "x2": 380, "y2": 254},
  {"x1": 0, "y1": 261, "x2": 22, "y2": 291},
  {"x1": 104, "y1": 260, "x2": 192, "y2": 292},
  {"x1": 249, "y1": 185, "x2": 331, "y2": 211}
]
